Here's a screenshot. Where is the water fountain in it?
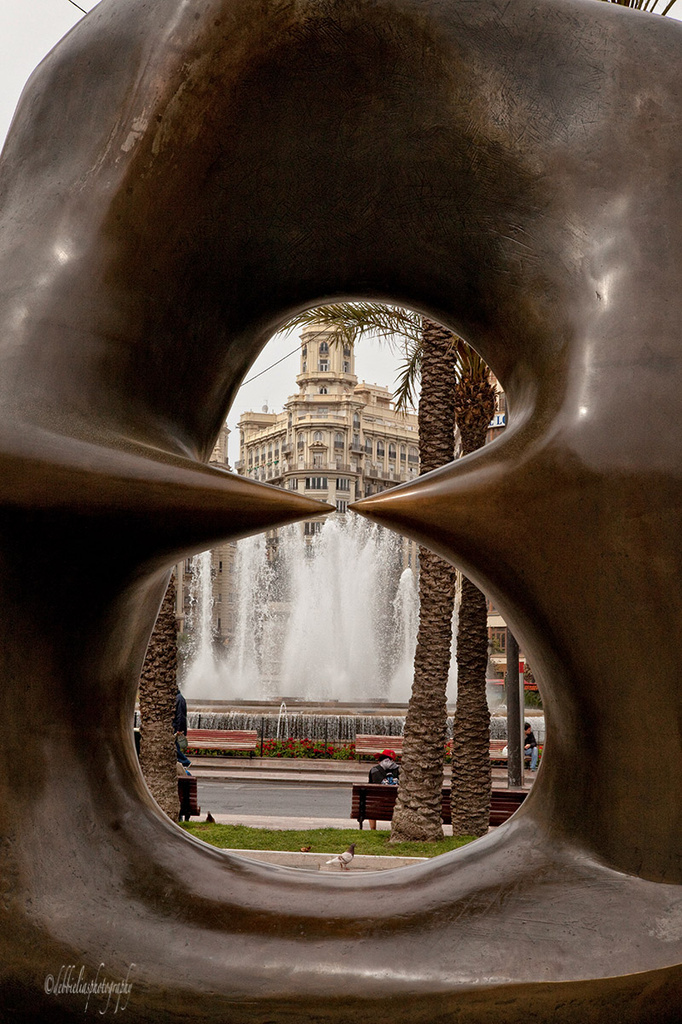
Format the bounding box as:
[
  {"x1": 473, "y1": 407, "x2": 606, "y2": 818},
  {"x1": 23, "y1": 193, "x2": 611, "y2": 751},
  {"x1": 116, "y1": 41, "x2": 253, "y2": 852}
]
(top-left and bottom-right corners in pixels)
[
  {"x1": 276, "y1": 701, "x2": 289, "y2": 741},
  {"x1": 183, "y1": 514, "x2": 455, "y2": 705},
  {"x1": 180, "y1": 514, "x2": 545, "y2": 745}
]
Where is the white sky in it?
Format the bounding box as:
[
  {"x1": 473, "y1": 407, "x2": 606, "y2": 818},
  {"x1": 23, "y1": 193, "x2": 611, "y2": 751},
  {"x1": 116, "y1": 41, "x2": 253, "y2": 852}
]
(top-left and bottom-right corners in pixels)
[{"x1": 1, "y1": 1, "x2": 680, "y2": 462}]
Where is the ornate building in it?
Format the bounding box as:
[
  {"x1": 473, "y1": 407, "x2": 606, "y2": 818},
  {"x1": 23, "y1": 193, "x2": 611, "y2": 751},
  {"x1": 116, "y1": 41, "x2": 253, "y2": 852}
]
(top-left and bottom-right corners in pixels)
[{"x1": 235, "y1": 323, "x2": 421, "y2": 523}]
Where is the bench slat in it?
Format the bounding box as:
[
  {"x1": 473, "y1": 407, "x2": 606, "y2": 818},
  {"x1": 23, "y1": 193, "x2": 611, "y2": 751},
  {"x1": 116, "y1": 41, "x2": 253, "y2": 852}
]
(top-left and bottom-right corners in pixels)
[{"x1": 186, "y1": 729, "x2": 258, "y2": 754}]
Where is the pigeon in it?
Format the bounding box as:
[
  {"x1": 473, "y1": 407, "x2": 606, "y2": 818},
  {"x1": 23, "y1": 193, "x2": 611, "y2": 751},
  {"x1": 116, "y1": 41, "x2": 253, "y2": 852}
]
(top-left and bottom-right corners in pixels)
[
  {"x1": 300, "y1": 845, "x2": 312, "y2": 852},
  {"x1": 205, "y1": 812, "x2": 215, "y2": 823},
  {"x1": 325, "y1": 844, "x2": 356, "y2": 870}
]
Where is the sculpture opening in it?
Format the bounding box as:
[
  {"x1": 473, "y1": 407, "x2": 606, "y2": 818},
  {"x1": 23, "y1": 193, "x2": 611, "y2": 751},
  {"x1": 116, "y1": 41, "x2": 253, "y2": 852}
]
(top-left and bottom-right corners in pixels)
[{"x1": 1, "y1": 0, "x2": 681, "y2": 1019}]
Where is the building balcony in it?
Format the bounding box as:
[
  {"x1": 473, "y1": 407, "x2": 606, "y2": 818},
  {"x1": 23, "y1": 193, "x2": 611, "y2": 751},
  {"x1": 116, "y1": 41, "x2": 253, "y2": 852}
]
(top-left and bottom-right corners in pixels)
[
  {"x1": 363, "y1": 465, "x2": 412, "y2": 483},
  {"x1": 288, "y1": 461, "x2": 355, "y2": 474}
]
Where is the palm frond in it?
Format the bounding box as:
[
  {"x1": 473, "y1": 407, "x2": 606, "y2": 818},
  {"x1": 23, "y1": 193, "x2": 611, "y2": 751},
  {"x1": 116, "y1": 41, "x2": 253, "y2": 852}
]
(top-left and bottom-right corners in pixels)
[
  {"x1": 281, "y1": 301, "x2": 492, "y2": 399},
  {"x1": 393, "y1": 341, "x2": 423, "y2": 411},
  {"x1": 449, "y1": 336, "x2": 490, "y2": 383},
  {"x1": 281, "y1": 302, "x2": 423, "y2": 351}
]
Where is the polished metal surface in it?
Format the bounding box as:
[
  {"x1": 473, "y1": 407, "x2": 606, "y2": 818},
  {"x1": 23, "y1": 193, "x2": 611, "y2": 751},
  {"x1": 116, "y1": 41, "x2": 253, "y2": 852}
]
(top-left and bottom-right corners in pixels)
[{"x1": 0, "y1": 0, "x2": 681, "y2": 1019}]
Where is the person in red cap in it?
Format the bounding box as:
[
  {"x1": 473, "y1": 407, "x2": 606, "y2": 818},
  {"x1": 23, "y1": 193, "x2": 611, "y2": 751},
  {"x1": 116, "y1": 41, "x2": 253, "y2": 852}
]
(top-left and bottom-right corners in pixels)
[{"x1": 367, "y1": 749, "x2": 400, "y2": 829}]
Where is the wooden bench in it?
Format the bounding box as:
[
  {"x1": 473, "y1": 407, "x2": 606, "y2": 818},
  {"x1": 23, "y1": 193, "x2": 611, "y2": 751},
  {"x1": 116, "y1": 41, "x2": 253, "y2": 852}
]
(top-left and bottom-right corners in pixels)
[
  {"x1": 178, "y1": 776, "x2": 201, "y2": 821},
  {"x1": 354, "y1": 734, "x2": 404, "y2": 759},
  {"x1": 185, "y1": 729, "x2": 259, "y2": 756},
  {"x1": 488, "y1": 739, "x2": 543, "y2": 766},
  {"x1": 350, "y1": 784, "x2": 527, "y2": 829},
  {"x1": 356, "y1": 735, "x2": 536, "y2": 764}
]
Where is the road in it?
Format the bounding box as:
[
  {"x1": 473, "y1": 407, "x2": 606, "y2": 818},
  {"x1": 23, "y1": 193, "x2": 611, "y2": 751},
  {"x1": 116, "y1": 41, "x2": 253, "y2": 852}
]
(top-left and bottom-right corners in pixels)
[{"x1": 197, "y1": 779, "x2": 352, "y2": 819}]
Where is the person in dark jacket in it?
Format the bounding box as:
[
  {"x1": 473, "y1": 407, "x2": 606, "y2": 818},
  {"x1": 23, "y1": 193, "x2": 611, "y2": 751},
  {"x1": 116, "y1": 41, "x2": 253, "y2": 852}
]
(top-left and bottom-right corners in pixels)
[
  {"x1": 369, "y1": 749, "x2": 400, "y2": 785},
  {"x1": 368, "y1": 749, "x2": 400, "y2": 829},
  {"x1": 174, "y1": 690, "x2": 191, "y2": 769},
  {"x1": 524, "y1": 722, "x2": 538, "y2": 772}
]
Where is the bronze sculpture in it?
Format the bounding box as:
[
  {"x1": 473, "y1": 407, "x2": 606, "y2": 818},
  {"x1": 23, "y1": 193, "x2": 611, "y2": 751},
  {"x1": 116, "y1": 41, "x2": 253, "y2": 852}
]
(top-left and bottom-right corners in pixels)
[{"x1": 0, "y1": 0, "x2": 681, "y2": 1018}]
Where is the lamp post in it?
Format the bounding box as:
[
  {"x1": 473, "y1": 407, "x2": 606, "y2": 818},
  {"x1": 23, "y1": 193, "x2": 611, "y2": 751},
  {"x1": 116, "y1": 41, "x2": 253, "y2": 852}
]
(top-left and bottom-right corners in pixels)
[{"x1": 505, "y1": 629, "x2": 523, "y2": 787}]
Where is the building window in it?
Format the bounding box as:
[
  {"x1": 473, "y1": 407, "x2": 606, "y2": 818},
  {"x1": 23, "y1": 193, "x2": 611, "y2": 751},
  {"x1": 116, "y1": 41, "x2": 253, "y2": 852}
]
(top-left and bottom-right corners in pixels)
[
  {"x1": 319, "y1": 341, "x2": 329, "y2": 355},
  {"x1": 219, "y1": 561, "x2": 223, "y2": 572},
  {"x1": 389, "y1": 443, "x2": 397, "y2": 459},
  {"x1": 352, "y1": 433, "x2": 361, "y2": 450},
  {"x1": 319, "y1": 387, "x2": 328, "y2": 394},
  {"x1": 400, "y1": 445, "x2": 406, "y2": 462},
  {"x1": 334, "y1": 432, "x2": 344, "y2": 450},
  {"x1": 343, "y1": 345, "x2": 351, "y2": 358},
  {"x1": 254, "y1": 454, "x2": 259, "y2": 465},
  {"x1": 301, "y1": 345, "x2": 307, "y2": 358},
  {"x1": 304, "y1": 521, "x2": 322, "y2": 535},
  {"x1": 343, "y1": 361, "x2": 351, "y2": 373},
  {"x1": 318, "y1": 406, "x2": 328, "y2": 419},
  {"x1": 318, "y1": 360, "x2": 329, "y2": 372},
  {"x1": 491, "y1": 628, "x2": 507, "y2": 653},
  {"x1": 365, "y1": 438, "x2": 372, "y2": 455},
  {"x1": 313, "y1": 453, "x2": 324, "y2": 468},
  {"x1": 302, "y1": 361, "x2": 307, "y2": 372},
  {"x1": 336, "y1": 500, "x2": 348, "y2": 513},
  {"x1": 313, "y1": 431, "x2": 324, "y2": 442},
  {"x1": 408, "y1": 446, "x2": 419, "y2": 463},
  {"x1": 336, "y1": 478, "x2": 351, "y2": 491},
  {"x1": 288, "y1": 479, "x2": 299, "y2": 490},
  {"x1": 353, "y1": 412, "x2": 360, "y2": 430},
  {"x1": 297, "y1": 433, "x2": 305, "y2": 450},
  {"x1": 376, "y1": 440, "x2": 385, "y2": 458},
  {"x1": 305, "y1": 477, "x2": 328, "y2": 489}
]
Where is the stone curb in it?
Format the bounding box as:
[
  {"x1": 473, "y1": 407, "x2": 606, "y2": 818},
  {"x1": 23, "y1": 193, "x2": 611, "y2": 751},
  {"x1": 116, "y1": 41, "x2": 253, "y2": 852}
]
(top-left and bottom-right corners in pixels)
[{"x1": 222, "y1": 848, "x2": 428, "y2": 871}]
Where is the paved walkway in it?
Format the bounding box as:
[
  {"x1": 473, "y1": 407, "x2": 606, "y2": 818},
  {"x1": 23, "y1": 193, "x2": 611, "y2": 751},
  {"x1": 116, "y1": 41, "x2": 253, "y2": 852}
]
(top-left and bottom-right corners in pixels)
[{"x1": 187, "y1": 756, "x2": 534, "y2": 834}]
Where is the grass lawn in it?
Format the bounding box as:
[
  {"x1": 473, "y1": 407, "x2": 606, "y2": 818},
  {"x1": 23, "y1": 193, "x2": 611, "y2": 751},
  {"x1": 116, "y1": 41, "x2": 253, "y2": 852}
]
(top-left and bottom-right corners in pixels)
[{"x1": 180, "y1": 822, "x2": 476, "y2": 858}]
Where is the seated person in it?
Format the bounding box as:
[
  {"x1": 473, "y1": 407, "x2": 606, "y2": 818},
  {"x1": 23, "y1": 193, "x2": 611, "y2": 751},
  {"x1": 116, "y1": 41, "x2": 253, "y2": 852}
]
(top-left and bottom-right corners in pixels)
[
  {"x1": 368, "y1": 749, "x2": 400, "y2": 830},
  {"x1": 524, "y1": 722, "x2": 539, "y2": 772}
]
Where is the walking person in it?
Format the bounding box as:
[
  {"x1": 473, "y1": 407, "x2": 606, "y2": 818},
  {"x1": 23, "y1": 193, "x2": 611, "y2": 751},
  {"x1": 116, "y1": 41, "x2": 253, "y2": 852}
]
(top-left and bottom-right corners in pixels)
[{"x1": 174, "y1": 689, "x2": 191, "y2": 770}]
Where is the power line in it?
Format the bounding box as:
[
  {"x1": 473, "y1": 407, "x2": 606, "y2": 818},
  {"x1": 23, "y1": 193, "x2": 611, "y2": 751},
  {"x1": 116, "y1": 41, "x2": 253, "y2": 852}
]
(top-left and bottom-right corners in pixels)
[
  {"x1": 66, "y1": 0, "x2": 89, "y2": 13},
  {"x1": 239, "y1": 342, "x2": 303, "y2": 388}
]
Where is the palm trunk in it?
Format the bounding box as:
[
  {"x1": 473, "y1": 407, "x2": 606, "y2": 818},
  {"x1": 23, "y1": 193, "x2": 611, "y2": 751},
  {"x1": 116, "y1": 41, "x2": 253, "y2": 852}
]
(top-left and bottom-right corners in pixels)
[
  {"x1": 391, "y1": 319, "x2": 456, "y2": 842},
  {"x1": 449, "y1": 374, "x2": 497, "y2": 836},
  {"x1": 139, "y1": 575, "x2": 179, "y2": 818}
]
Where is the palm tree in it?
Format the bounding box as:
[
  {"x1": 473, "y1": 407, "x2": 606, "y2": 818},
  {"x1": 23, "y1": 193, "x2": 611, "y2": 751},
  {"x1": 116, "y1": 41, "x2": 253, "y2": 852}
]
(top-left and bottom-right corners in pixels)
[
  {"x1": 448, "y1": 353, "x2": 496, "y2": 837},
  {"x1": 283, "y1": 304, "x2": 496, "y2": 839},
  {"x1": 138, "y1": 575, "x2": 179, "y2": 818},
  {"x1": 389, "y1": 319, "x2": 497, "y2": 838},
  {"x1": 391, "y1": 317, "x2": 458, "y2": 841}
]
